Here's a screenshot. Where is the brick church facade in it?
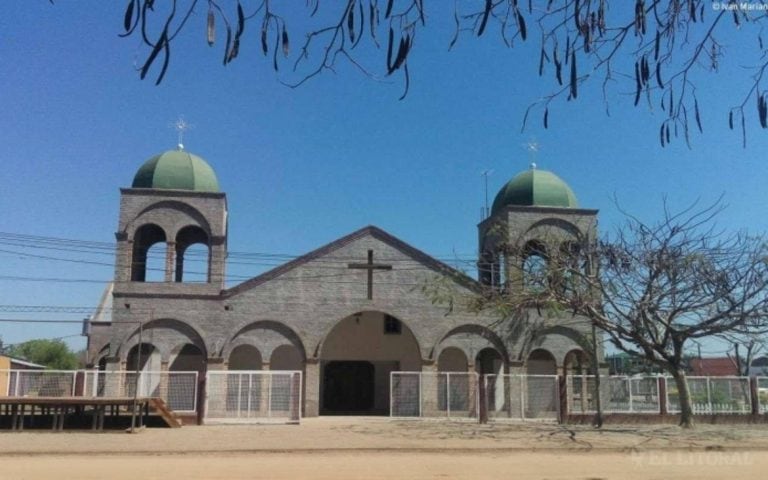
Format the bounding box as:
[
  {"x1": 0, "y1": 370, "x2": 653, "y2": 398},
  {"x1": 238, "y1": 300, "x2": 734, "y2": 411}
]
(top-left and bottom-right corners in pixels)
[{"x1": 87, "y1": 148, "x2": 601, "y2": 417}]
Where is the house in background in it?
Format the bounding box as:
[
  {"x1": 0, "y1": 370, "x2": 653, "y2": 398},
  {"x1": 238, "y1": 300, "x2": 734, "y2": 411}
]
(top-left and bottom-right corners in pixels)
[
  {"x1": 689, "y1": 357, "x2": 738, "y2": 377},
  {"x1": 0, "y1": 354, "x2": 45, "y2": 396},
  {"x1": 749, "y1": 357, "x2": 768, "y2": 377}
]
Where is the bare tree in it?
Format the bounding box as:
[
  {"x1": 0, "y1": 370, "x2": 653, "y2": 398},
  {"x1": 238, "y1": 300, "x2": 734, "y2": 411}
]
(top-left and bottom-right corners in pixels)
[
  {"x1": 721, "y1": 332, "x2": 767, "y2": 376},
  {"x1": 112, "y1": 1, "x2": 768, "y2": 146},
  {"x1": 462, "y1": 200, "x2": 768, "y2": 428}
]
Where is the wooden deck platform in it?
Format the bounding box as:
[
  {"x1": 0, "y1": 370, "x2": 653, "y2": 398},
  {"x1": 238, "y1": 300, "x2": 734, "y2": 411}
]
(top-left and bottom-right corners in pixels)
[{"x1": 0, "y1": 396, "x2": 182, "y2": 431}]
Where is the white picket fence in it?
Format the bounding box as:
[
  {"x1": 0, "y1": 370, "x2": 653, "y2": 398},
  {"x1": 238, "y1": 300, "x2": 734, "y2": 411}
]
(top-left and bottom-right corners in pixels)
[
  {"x1": 567, "y1": 375, "x2": 661, "y2": 414},
  {"x1": 666, "y1": 376, "x2": 751, "y2": 414}
]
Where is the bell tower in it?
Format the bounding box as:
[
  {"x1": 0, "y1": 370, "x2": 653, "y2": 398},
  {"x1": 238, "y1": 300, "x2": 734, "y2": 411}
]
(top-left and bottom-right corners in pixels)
[
  {"x1": 477, "y1": 164, "x2": 597, "y2": 293},
  {"x1": 113, "y1": 147, "x2": 228, "y2": 296}
]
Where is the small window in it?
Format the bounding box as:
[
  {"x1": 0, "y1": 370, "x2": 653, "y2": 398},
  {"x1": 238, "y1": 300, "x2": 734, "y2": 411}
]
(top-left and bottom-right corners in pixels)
[{"x1": 384, "y1": 315, "x2": 402, "y2": 335}]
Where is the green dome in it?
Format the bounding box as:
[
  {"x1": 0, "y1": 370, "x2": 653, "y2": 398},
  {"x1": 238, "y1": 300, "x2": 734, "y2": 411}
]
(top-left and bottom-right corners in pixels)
[
  {"x1": 132, "y1": 149, "x2": 219, "y2": 192},
  {"x1": 491, "y1": 167, "x2": 577, "y2": 214}
]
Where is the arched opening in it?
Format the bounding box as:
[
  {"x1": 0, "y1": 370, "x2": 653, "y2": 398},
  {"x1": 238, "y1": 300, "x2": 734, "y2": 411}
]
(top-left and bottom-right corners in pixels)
[
  {"x1": 437, "y1": 347, "x2": 470, "y2": 412},
  {"x1": 126, "y1": 343, "x2": 161, "y2": 372},
  {"x1": 555, "y1": 241, "x2": 584, "y2": 293},
  {"x1": 476, "y1": 348, "x2": 505, "y2": 414},
  {"x1": 320, "y1": 311, "x2": 421, "y2": 415},
  {"x1": 175, "y1": 226, "x2": 211, "y2": 283},
  {"x1": 526, "y1": 348, "x2": 557, "y2": 375},
  {"x1": 526, "y1": 348, "x2": 558, "y2": 418},
  {"x1": 475, "y1": 348, "x2": 504, "y2": 375},
  {"x1": 169, "y1": 344, "x2": 206, "y2": 373},
  {"x1": 564, "y1": 349, "x2": 589, "y2": 375},
  {"x1": 168, "y1": 344, "x2": 205, "y2": 412},
  {"x1": 522, "y1": 240, "x2": 548, "y2": 292},
  {"x1": 228, "y1": 344, "x2": 262, "y2": 370},
  {"x1": 131, "y1": 224, "x2": 167, "y2": 282},
  {"x1": 125, "y1": 343, "x2": 162, "y2": 397},
  {"x1": 271, "y1": 345, "x2": 303, "y2": 371},
  {"x1": 437, "y1": 347, "x2": 468, "y2": 372}
]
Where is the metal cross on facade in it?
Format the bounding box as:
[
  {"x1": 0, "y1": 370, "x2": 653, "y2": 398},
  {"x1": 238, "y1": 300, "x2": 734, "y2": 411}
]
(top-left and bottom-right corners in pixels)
[{"x1": 348, "y1": 250, "x2": 392, "y2": 300}]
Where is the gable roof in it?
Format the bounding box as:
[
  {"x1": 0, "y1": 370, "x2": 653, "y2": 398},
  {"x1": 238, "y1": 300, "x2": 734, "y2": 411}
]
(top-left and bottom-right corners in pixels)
[{"x1": 223, "y1": 225, "x2": 480, "y2": 297}]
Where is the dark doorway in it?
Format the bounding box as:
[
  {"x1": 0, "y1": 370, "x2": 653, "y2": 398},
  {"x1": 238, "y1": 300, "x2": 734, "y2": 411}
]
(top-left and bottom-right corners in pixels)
[{"x1": 322, "y1": 361, "x2": 375, "y2": 414}]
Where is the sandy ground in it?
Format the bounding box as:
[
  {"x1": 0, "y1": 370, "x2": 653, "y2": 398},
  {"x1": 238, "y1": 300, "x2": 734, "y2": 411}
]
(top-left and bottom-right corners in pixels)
[{"x1": 1, "y1": 418, "x2": 767, "y2": 479}]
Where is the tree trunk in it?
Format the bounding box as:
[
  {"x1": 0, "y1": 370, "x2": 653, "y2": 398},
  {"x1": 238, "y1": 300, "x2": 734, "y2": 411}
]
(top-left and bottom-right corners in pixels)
[{"x1": 671, "y1": 368, "x2": 695, "y2": 429}]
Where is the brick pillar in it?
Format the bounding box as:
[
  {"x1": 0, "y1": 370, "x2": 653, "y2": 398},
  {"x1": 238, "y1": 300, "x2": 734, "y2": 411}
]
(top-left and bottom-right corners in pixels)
[
  {"x1": 304, "y1": 359, "x2": 320, "y2": 417},
  {"x1": 468, "y1": 363, "x2": 479, "y2": 419},
  {"x1": 421, "y1": 362, "x2": 438, "y2": 417},
  {"x1": 164, "y1": 241, "x2": 176, "y2": 282},
  {"x1": 259, "y1": 362, "x2": 271, "y2": 416},
  {"x1": 159, "y1": 361, "x2": 169, "y2": 401}
]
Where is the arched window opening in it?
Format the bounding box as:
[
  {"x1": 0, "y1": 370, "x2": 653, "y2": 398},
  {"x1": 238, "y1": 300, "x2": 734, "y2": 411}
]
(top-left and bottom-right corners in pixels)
[
  {"x1": 131, "y1": 224, "x2": 167, "y2": 282},
  {"x1": 556, "y1": 241, "x2": 582, "y2": 294},
  {"x1": 522, "y1": 241, "x2": 548, "y2": 292},
  {"x1": 228, "y1": 344, "x2": 262, "y2": 370},
  {"x1": 169, "y1": 344, "x2": 206, "y2": 373},
  {"x1": 126, "y1": 343, "x2": 161, "y2": 372},
  {"x1": 175, "y1": 226, "x2": 210, "y2": 283},
  {"x1": 437, "y1": 348, "x2": 469, "y2": 412},
  {"x1": 526, "y1": 349, "x2": 557, "y2": 375},
  {"x1": 475, "y1": 348, "x2": 504, "y2": 376}
]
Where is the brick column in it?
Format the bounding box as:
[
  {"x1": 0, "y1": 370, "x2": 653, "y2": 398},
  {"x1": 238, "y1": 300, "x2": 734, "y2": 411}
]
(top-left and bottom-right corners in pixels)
[
  {"x1": 421, "y1": 362, "x2": 438, "y2": 417},
  {"x1": 159, "y1": 361, "x2": 170, "y2": 401},
  {"x1": 304, "y1": 359, "x2": 320, "y2": 417},
  {"x1": 164, "y1": 242, "x2": 176, "y2": 282},
  {"x1": 467, "y1": 363, "x2": 479, "y2": 420},
  {"x1": 259, "y1": 362, "x2": 271, "y2": 416}
]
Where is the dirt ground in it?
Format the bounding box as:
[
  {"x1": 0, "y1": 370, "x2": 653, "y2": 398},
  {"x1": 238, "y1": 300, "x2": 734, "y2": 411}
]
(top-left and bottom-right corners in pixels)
[{"x1": 1, "y1": 418, "x2": 767, "y2": 479}]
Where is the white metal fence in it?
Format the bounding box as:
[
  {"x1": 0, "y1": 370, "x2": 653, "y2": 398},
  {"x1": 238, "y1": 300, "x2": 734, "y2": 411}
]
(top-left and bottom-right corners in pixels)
[
  {"x1": 204, "y1": 370, "x2": 302, "y2": 424},
  {"x1": 567, "y1": 375, "x2": 661, "y2": 414},
  {"x1": 758, "y1": 377, "x2": 768, "y2": 414},
  {"x1": 484, "y1": 374, "x2": 559, "y2": 420},
  {"x1": 390, "y1": 372, "x2": 479, "y2": 420},
  {"x1": 3, "y1": 370, "x2": 78, "y2": 397},
  {"x1": 83, "y1": 370, "x2": 199, "y2": 412},
  {"x1": 2, "y1": 369, "x2": 199, "y2": 413},
  {"x1": 666, "y1": 376, "x2": 751, "y2": 414}
]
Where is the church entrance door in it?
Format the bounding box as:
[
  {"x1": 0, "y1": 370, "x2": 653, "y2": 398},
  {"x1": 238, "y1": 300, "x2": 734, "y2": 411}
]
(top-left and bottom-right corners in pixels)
[
  {"x1": 319, "y1": 311, "x2": 422, "y2": 416},
  {"x1": 322, "y1": 361, "x2": 374, "y2": 413}
]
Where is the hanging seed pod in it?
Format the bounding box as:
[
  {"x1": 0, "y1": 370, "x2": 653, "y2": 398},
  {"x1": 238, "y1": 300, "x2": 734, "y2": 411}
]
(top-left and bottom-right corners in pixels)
[
  {"x1": 282, "y1": 26, "x2": 290, "y2": 57},
  {"x1": 569, "y1": 50, "x2": 577, "y2": 99},
  {"x1": 517, "y1": 10, "x2": 527, "y2": 41},
  {"x1": 729, "y1": 111, "x2": 734, "y2": 130},
  {"x1": 124, "y1": 0, "x2": 136, "y2": 33},
  {"x1": 348, "y1": 1, "x2": 355, "y2": 42},
  {"x1": 656, "y1": 63, "x2": 663, "y2": 89},
  {"x1": 261, "y1": 24, "x2": 268, "y2": 55},
  {"x1": 543, "y1": 108, "x2": 549, "y2": 129},
  {"x1": 694, "y1": 98, "x2": 702, "y2": 133},
  {"x1": 207, "y1": 9, "x2": 215, "y2": 46}
]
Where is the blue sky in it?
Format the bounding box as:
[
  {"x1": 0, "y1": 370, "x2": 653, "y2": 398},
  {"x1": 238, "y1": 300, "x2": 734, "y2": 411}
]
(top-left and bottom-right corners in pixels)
[{"x1": 1, "y1": 2, "x2": 766, "y2": 354}]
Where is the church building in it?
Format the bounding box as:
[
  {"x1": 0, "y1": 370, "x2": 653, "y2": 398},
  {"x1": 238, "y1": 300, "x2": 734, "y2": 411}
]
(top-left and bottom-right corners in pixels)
[{"x1": 87, "y1": 147, "x2": 601, "y2": 418}]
